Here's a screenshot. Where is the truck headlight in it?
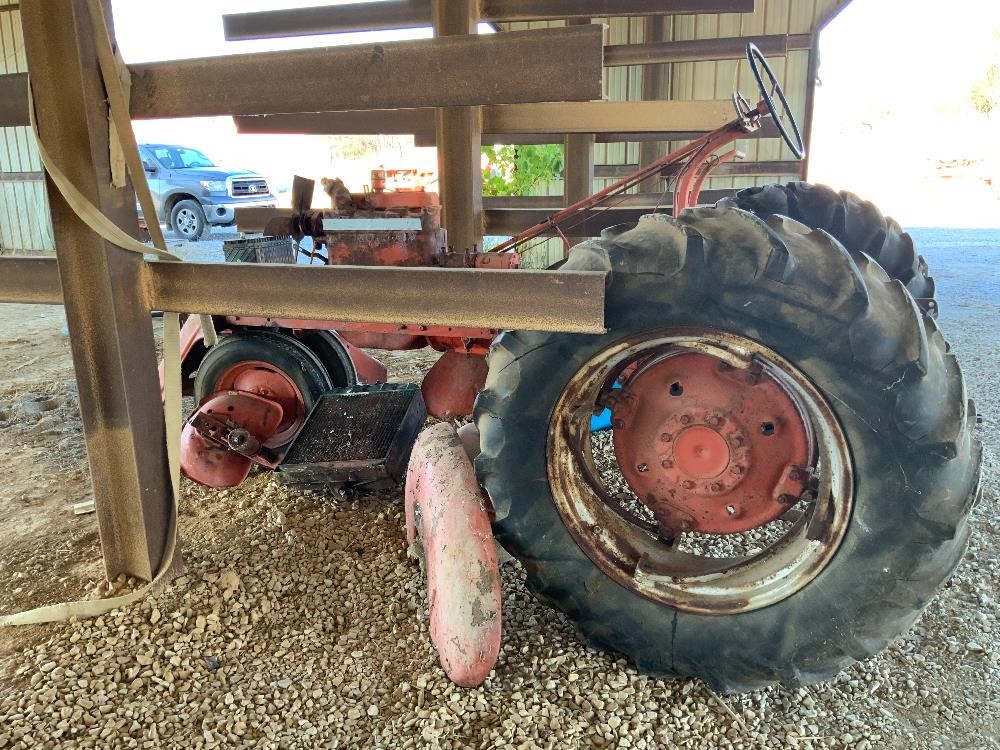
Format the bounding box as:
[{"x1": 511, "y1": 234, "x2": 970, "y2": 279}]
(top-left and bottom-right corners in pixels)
[{"x1": 199, "y1": 180, "x2": 227, "y2": 195}]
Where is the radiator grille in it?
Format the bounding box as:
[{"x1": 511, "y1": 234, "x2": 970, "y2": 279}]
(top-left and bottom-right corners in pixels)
[{"x1": 222, "y1": 236, "x2": 295, "y2": 264}]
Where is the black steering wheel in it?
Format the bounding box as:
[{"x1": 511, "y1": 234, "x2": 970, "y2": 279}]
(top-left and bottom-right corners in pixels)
[{"x1": 745, "y1": 42, "x2": 805, "y2": 160}]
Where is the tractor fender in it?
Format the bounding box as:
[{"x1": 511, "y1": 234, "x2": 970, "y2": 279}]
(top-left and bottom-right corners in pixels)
[{"x1": 405, "y1": 422, "x2": 501, "y2": 687}]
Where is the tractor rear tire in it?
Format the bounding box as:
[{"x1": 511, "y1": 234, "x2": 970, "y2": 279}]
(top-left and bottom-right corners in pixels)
[
  {"x1": 474, "y1": 205, "x2": 980, "y2": 692},
  {"x1": 730, "y1": 181, "x2": 935, "y2": 304}
]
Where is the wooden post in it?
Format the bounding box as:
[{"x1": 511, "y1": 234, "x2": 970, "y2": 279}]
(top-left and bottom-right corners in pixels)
[
  {"x1": 639, "y1": 15, "x2": 669, "y2": 192},
  {"x1": 20, "y1": 0, "x2": 173, "y2": 581},
  {"x1": 433, "y1": 0, "x2": 483, "y2": 252}
]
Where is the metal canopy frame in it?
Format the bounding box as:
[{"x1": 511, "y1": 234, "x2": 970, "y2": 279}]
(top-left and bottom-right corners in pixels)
[
  {"x1": 0, "y1": 0, "x2": 835, "y2": 583},
  {"x1": 0, "y1": 0, "x2": 607, "y2": 582}
]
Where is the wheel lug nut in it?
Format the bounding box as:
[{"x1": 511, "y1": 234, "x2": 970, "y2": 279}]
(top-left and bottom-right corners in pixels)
[
  {"x1": 679, "y1": 415, "x2": 691, "y2": 425},
  {"x1": 660, "y1": 433, "x2": 672, "y2": 442},
  {"x1": 660, "y1": 459, "x2": 673, "y2": 469},
  {"x1": 731, "y1": 465, "x2": 744, "y2": 475},
  {"x1": 710, "y1": 482, "x2": 723, "y2": 492},
  {"x1": 637, "y1": 463, "x2": 648, "y2": 473},
  {"x1": 681, "y1": 480, "x2": 695, "y2": 489}
]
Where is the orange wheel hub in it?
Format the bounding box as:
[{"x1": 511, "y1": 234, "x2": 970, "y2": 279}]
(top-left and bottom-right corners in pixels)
[{"x1": 611, "y1": 351, "x2": 813, "y2": 534}]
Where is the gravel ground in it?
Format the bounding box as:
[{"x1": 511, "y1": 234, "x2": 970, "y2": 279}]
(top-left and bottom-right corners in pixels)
[{"x1": 0, "y1": 228, "x2": 997, "y2": 749}]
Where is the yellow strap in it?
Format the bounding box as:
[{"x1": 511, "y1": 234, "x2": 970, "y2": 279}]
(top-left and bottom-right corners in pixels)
[{"x1": 0, "y1": 2, "x2": 183, "y2": 627}]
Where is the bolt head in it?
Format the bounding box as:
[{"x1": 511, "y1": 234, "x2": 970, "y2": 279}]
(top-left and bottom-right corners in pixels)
[
  {"x1": 660, "y1": 459, "x2": 673, "y2": 469},
  {"x1": 731, "y1": 465, "x2": 744, "y2": 475},
  {"x1": 681, "y1": 480, "x2": 695, "y2": 490},
  {"x1": 660, "y1": 432, "x2": 672, "y2": 442},
  {"x1": 679, "y1": 415, "x2": 691, "y2": 425},
  {"x1": 710, "y1": 482, "x2": 723, "y2": 492},
  {"x1": 779, "y1": 493, "x2": 797, "y2": 504}
]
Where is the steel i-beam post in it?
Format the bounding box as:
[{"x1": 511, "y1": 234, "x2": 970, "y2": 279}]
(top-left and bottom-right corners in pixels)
[
  {"x1": 562, "y1": 19, "x2": 596, "y2": 250},
  {"x1": 639, "y1": 15, "x2": 669, "y2": 192},
  {"x1": 433, "y1": 0, "x2": 484, "y2": 253},
  {"x1": 20, "y1": 0, "x2": 174, "y2": 581}
]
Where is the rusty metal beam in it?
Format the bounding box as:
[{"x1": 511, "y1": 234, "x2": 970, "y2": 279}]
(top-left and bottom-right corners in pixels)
[
  {"x1": 0, "y1": 72, "x2": 29, "y2": 127},
  {"x1": 223, "y1": 0, "x2": 754, "y2": 41},
  {"x1": 433, "y1": 0, "x2": 483, "y2": 253},
  {"x1": 605, "y1": 33, "x2": 809, "y2": 66},
  {"x1": 595, "y1": 159, "x2": 802, "y2": 179},
  {"x1": 0, "y1": 254, "x2": 607, "y2": 334},
  {"x1": 0, "y1": 257, "x2": 63, "y2": 304},
  {"x1": 484, "y1": 190, "x2": 732, "y2": 210},
  {"x1": 235, "y1": 99, "x2": 735, "y2": 138},
  {"x1": 146, "y1": 263, "x2": 606, "y2": 334},
  {"x1": 20, "y1": 0, "x2": 173, "y2": 582},
  {"x1": 482, "y1": 0, "x2": 754, "y2": 20},
  {"x1": 484, "y1": 197, "x2": 734, "y2": 235},
  {"x1": 128, "y1": 25, "x2": 602, "y2": 118},
  {"x1": 638, "y1": 15, "x2": 668, "y2": 192}
]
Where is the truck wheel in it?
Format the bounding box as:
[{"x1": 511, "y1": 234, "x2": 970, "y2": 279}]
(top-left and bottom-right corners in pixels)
[
  {"x1": 194, "y1": 331, "x2": 332, "y2": 448},
  {"x1": 474, "y1": 206, "x2": 981, "y2": 692},
  {"x1": 170, "y1": 199, "x2": 207, "y2": 240},
  {"x1": 731, "y1": 182, "x2": 935, "y2": 305}
]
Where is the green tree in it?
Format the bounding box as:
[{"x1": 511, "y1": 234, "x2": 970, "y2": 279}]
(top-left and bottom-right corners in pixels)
[
  {"x1": 481, "y1": 144, "x2": 564, "y2": 196},
  {"x1": 970, "y1": 30, "x2": 1000, "y2": 117},
  {"x1": 970, "y1": 63, "x2": 1000, "y2": 117}
]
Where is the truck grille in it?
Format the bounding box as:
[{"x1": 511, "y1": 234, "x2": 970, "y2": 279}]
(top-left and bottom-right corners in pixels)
[{"x1": 230, "y1": 178, "x2": 269, "y2": 197}]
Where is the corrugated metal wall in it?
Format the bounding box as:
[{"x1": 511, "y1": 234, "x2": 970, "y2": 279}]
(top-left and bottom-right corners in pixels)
[{"x1": 0, "y1": 7, "x2": 54, "y2": 254}]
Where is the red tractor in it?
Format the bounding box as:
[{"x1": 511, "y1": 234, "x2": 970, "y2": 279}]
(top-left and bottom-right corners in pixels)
[{"x1": 175, "y1": 46, "x2": 981, "y2": 691}]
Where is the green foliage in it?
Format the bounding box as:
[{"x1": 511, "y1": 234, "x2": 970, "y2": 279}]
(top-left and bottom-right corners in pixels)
[
  {"x1": 970, "y1": 30, "x2": 1000, "y2": 118},
  {"x1": 481, "y1": 144, "x2": 564, "y2": 196},
  {"x1": 970, "y1": 63, "x2": 1000, "y2": 117}
]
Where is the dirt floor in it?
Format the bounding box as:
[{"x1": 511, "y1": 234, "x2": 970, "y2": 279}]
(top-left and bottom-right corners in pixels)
[{"x1": 0, "y1": 231, "x2": 997, "y2": 749}]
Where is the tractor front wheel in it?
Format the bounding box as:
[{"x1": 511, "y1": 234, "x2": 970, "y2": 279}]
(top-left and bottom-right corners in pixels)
[
  {"x1": 474, "y1": 206, "x2": 981, "y2": 692},
  {"x1": 194, "y1": 331, "x2": 332, "y2": 448}
]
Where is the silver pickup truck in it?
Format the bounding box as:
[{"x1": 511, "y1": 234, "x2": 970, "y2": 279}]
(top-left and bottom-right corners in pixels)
[{"x1": 138, "y1": 143, "x2": 277, "y2": 240}]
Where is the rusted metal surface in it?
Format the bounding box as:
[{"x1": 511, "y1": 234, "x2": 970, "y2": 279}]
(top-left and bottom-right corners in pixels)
[
  {"x1": 280, "y1": 385, "x2": 426, "y2": 487},
  {"x1": 208, "y1": 360, "x2": 308, "y2": 447},
  {"x1": 0, "y1": 256, "x2": 62, "y2": 304},
  {"x1": 223, "y1": 0, "x2": 433, "y2": 40},
  {"x1": 420, "y1": 350, "x2": 488, "y2": 420},
  {"x1": 234, "y1": 99, "x2": 735, "y2": 138},
  {"x1": 482, "y1": 0, "x2": 754, "y2": 20},
  {"x1": 128, "y1": 25, "x2": 603, "y2": 119},
  {"x1": 144, "y1": 263, "x2": 607, "y2": 334},
  {"x1": 222, "y1": 0, "x2": 753, "y2": 41},
  {"x1": 545, "y1": 326, "x2": 853, "y2": 614},
  {"x1": 604, "y1": 33, "x2": 808, "y2": 67},
  {"x1": 433, "y1": 0, "x2": 483, "y2": 254},
  {"x1": 610, "y1": 351, "x2": 812, "y2": 535},
  {"x1": 20, "y1": 0, "x2": 172, "y2": 581},
  {"x1": 181, "y1": 392, "x2": 285, "y2": 488},
  {"x1": 405, "y1": 422, "x2": 501, "y2": 687}
]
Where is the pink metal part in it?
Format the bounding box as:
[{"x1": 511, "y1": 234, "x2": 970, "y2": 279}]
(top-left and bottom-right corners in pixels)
[
  {"x1": 420, "y1": 350, "x2": 489, "y2": 420},
  {"x1": 180, "y1": 390, "x2": 284, "y2": 488},
  {"x1": 404, "y1": 422, "x2": 501, "y2": 687}
]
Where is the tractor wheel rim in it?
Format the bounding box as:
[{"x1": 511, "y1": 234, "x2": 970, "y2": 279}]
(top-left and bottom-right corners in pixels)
[
  {"x1": 213, "y1": 360, "x2": 306, "y2": 447},
  {"x1": 546, "y1": 327, "x2": 853, "y2": 615}
]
